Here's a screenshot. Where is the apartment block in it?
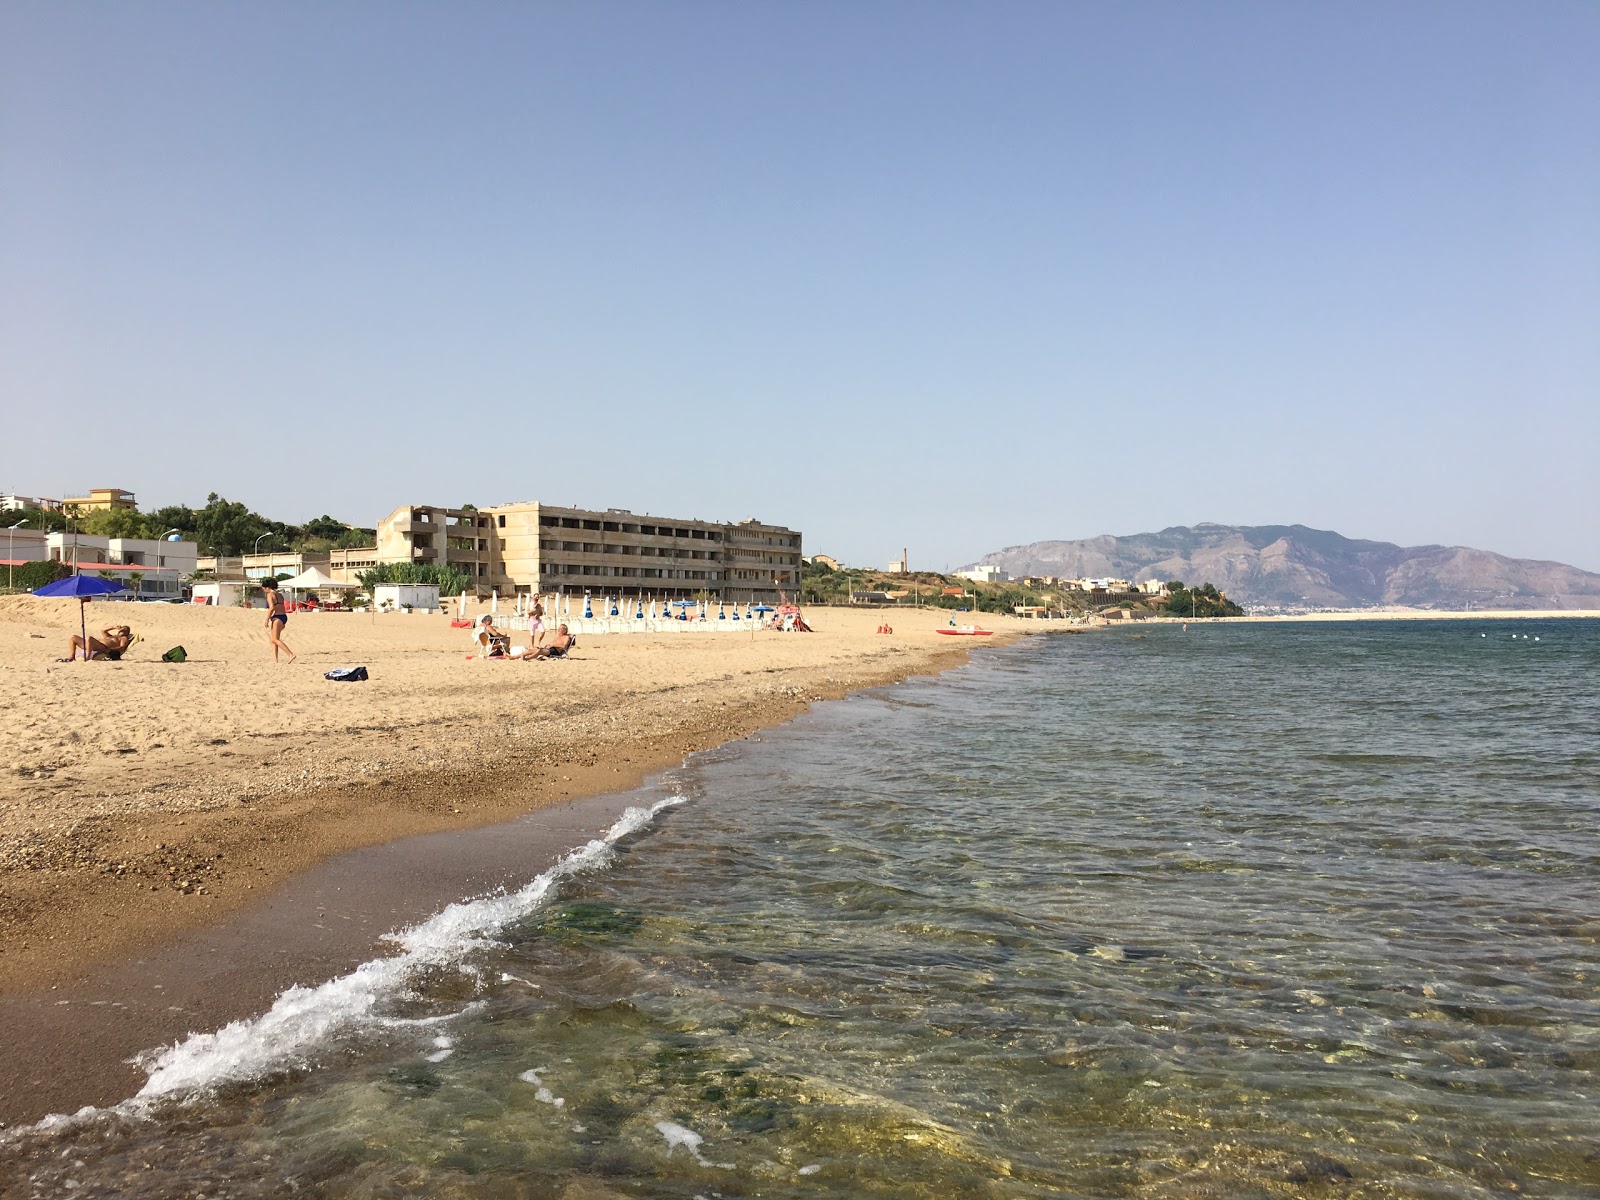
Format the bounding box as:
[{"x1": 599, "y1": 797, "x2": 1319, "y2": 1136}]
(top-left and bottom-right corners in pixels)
[{"x1": 376, "y1": 503, "x2": 803, "y2": 604}]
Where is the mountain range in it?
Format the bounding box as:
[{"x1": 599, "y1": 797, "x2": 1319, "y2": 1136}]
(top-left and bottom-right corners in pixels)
[{"x1": 966, "y1": 524, "x2": 1600, "y2": 610}]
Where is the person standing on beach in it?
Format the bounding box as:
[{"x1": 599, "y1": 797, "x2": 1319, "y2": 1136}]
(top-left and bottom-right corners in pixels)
[
  {"x1": 261, "y1": 578, "x2": 296, "y2": 663},
  {"x1": 528, "y1": 600, "x2": 546, "y2": 649}
]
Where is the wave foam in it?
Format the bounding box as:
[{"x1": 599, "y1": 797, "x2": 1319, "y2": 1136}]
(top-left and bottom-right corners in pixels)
[{"x1": 14, "y1": 796, "x2": 683, "y2": 1139}]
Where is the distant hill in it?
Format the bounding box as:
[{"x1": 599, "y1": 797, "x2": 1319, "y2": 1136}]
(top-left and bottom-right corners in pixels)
[{"x1": 966, "y1": 524, "x2": 1600, "y2": 610}]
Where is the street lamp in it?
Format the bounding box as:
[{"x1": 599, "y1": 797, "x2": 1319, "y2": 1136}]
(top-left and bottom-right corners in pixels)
[
  {"x1": 154, "y1": 529, "x2": 184, "y2": 598},
  {"x1": 7, "y1": 520, "x2": 26, "y2": 591},
  {"x1": 252, "y1": 533, "x2": 277, "y2": 587}
]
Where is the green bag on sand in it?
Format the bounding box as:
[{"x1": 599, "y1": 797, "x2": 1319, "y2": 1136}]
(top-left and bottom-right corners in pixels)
[{"x1": 161, "y1": 646, "x2": 188, "y2": 663}]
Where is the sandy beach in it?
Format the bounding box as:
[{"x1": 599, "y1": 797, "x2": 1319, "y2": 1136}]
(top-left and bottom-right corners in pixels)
[{"x1": 0, "y1": 599, "x2": 1037, "y2": 993}]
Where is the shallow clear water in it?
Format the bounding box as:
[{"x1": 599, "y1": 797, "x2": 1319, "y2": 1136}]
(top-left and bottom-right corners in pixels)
[{"x1": 6, "y1": 620, "x2": 1599, "y2": 1198}]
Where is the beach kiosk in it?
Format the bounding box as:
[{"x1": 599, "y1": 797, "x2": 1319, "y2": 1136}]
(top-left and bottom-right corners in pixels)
[
  {"x1": 373, "y1": 583, "x2": 441, "y2": 613},
  {"x1": 191, "y1": 581, "x2": 247, "y2": 607}
]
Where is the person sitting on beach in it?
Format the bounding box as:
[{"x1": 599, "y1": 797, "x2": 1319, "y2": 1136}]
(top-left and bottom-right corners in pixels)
[
  {"x1": 474, "y1": 613, "x2": 511, "y2": 658},
  {"x1": 61, "y1": 624, "x2": 134, "y2": 662},
  {"x1": 530, "y1": 623, "x2": 574, "y2": 659}
]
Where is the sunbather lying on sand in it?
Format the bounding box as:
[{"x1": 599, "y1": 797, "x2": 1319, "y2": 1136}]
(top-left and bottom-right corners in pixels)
[
  {"x1": 529, "y1": 624, "x2": 574, "y2": 659},
  {"x1": 62, "y1": 624, "x2": 134, "y2": 662}
]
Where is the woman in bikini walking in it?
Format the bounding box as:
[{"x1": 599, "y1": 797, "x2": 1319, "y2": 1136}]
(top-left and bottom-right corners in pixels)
[{"x1": 261, "y1": 578, "x2": 296, "y2": 663}]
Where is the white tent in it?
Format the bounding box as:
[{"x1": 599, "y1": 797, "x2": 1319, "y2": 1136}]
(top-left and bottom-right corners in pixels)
[{"x1": 281, "y1": 566, "x2": 357, "y2": 590}]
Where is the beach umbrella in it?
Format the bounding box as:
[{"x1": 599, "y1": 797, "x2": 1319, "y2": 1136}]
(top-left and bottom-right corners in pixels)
[
  {"x1": 635, "y1": 597, "x2": 645, "y2": 620},
  {"x1": 731, "y1": 604, "x2": 740, "y2": 621},
  {"x1": 718, "y1": 602, "x2": 726, "y2": 620},
  {"x1": 672, "y1": 599, "x2": 694, "y2": 620},
  {"x1": 490, "y1": 589, "x2": 498, "y2": 615},
  {"x1": 34, "y1": 573, "x2": 128, "y2": 659},
  {"x1": 745, "y1": 604, "x2": 755, "y2": 620},
  {"x1": 583, "y1": 593, "x2": 593, "y2": 619},
  {"x1": 751, "y1": 604, "x2": 774, "y2": 613},
  {"x1": 609, "y1": 595, "x2": 620, "y2": 617}
]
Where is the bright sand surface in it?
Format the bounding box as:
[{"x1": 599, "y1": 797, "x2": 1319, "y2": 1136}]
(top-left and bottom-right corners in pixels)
[{"x1": 0, "y1": 597, "x2": 1035, "y2": 996}]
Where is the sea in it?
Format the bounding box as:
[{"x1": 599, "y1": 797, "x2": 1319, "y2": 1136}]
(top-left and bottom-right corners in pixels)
[{"x1": 3, "y1": 620, "x2": 1597, "y2": 1199}]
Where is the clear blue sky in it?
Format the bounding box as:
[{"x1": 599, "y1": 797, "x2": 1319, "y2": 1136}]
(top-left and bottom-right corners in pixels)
[{"x1": 3, "y1": 2, "x2": 1596, "y2": 571}]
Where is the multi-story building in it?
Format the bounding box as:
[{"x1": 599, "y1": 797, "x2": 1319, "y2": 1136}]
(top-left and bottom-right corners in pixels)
[
  {"x1": 375, "y1": 503, "x2": 803, "y2": 604},
  {"x1": 197, "y1": 546, "x2": 380, "y2": 586},
  {"x1": 44, "y1": 532, "x2": 198, "y2": 599},
  {"x1": 375, "y1": 505, "x2": 498, "y2": 582},
  {"x1": 61, "y1": 487, "x2": 137, "y2": 512}
]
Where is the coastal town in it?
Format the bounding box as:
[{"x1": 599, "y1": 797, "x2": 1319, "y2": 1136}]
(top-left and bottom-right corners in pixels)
[
  {"x1": 2, "y1": 487, "x2": 804, "y2": 609},
  {"x1": 3, "y1": 487, "x2": 1241, "y2": 620}
]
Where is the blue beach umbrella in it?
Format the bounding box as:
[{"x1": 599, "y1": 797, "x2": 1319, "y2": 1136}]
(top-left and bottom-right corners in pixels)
[
  {"x1": 583, "y1": 593, "x2": 593, "y2": 619},
  {"x1": 34, "y1": 573, "x2": 128, "y2": 660},
  {"x1": 609, "y1": 595, "x2": 620, "y2": 617}
]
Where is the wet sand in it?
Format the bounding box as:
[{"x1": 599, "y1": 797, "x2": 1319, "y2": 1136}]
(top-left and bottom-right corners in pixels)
[{"x1": 0, "y1": 789, "x2": 655, "y2": 1127}]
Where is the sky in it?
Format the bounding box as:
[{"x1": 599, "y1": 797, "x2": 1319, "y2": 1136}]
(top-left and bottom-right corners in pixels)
[{"x1": 3, "y1": 2, "x2": 1597, "y2": 571}]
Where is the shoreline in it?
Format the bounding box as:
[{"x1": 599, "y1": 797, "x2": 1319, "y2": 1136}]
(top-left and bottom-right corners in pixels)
[
  {"x1": 1220, "y1": 608, "x2": 1600, "y2": 622},
  {"x1": 0, "y1": 603, "x2": 1039, "y2": 1126}
]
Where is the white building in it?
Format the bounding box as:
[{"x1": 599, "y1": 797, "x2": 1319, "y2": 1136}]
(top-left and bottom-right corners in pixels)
[
  {"x1": 2, "y1": 526, "x2": 50, "y2": 564},
  {"x1": 373, "y1": 583, "x2": 441, "y2": 613},
  {"x1": 955, "y1": 564, "x2": 1009, "y2": 583},
  {"x1": 191, "y1": 581, "x2": 248, "y2": 607},
  {"x1": 46, "y1": 533, "x2": 200, "y2": 600},
  {"x1": 2, "y1": 493, "x2": 62, "y2": 512}
]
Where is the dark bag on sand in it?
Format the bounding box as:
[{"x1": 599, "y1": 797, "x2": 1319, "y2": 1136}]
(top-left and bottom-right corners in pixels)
[
  {"x1": 161, "y1": 646, "x2": 187, "y2": 663},
  {"x1": 325, "y1": 666, "x2": 369, "y2": 682}
]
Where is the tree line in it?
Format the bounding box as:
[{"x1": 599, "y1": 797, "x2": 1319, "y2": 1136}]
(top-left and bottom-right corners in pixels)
[{"x1": 5, "y1": 494, "x2": 375, "y2": 557}]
